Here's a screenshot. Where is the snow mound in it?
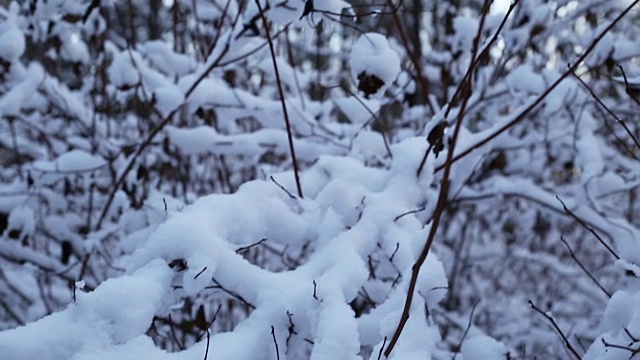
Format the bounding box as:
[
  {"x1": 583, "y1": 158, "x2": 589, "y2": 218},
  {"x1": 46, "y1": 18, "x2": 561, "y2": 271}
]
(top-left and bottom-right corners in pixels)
[{"x1": 350, "y1": 33, "x2": 401, "y2": 98}]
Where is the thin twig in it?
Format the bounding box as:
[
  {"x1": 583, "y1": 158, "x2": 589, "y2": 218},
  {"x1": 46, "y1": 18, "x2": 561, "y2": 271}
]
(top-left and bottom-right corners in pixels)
[
  {"x1": 617, "y1": 65, "x2": 640, "y2": 107},
  {"x1": 286, "y1": 311, "x2": 297, "y2": 346},
  {"x1": 571, "y1": 68, "x2": 640, "y2": 151},
  {"x1": 168, "y1": 314, "x2": 185, "y2": 350},
  {"x1": 194, "y1": 267, "x2": 208, "y2": 279},
  {"x1": 236, "y1": 238, "x2": 268, "y2": 253},
  {"x1": 529, "y1": 300, "x2": 582, "y2": 360},
  {"x1": 602, "y1": 338, "x2": 640, "y2": 356},
  {"x1": 312, "y1": 280, "x2": 318, "y2": 300},
  {"x1": 210, "y1": 278, "x2": 256, "y2": 309},
  {"x1": 203, "y1": 328, "x2": 211, "y2": 360},
  {"x1": 393, "y1": 207, "x2": 426, "y2": 222},
  {"x1": 389, "y1": 242, "x2": 400, "y2": 263},
  {"x1": 556, "y1": 195, "x2": 620, "y2": 260},
  {"x1": 271, "y1": 325, "x2": 281, "y2": 360},
  {"x1": 255, "y1": 0, "x2": 304, "y2": 198},
  {"x1": 560, "y1": 236, "x2": 611, "y2": 298},
  {"x1": 341, "y1": 86, "x2": 393, "y2": 159},
  {"x1": 376, "y1": 337, "x2": 388, "y2": 360},
  {"x1": 452, "y1": 298, "x2": 481, "y2": 360},
  {"x1": 270, "y1": 176, "x2": 296, "y2": 199}
]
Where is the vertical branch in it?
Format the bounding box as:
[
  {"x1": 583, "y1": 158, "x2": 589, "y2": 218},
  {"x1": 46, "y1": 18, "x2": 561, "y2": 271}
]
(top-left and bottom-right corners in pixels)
[
  {"x1": 255, "y1": 1, "x2": 304, "y2": 199},
  {"x1": 384, "y1": 0, "x2": 493, "y2": 356}
]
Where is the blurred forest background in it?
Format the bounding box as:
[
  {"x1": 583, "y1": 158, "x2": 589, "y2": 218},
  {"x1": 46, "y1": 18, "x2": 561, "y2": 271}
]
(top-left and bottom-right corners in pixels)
[{"x1": 1, "y1": 0, "x2": 640, "y2": 359}]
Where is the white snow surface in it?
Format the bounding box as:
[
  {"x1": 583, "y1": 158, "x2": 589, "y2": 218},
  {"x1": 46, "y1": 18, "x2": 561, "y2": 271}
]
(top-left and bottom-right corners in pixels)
[
  {"x1": 0, "y1": 63, "x2": 44, "y2": 116},
  {"x1": 33, "y1": 149, "x2": 107, "y2": 173},
  {"x1": 0, "y1": 260, "x2": 172, "y2": 360},
  {"x1": 584, "y1": 289, "x2": 640, "y2": 360},
  {"x1": 0, "y1": 25, "x2": 25, "y2": 62},
  {"x1": 154, "y1": 84, "x2": 185, "y2": 117},
  {"x1": 461, "y1": 335, "x2": 507, "y2": 360},
  {"x1": 0, "y1": 136, "x2": 448, "y2": 359},
  {"x1": 108, "y1": 51, "x2": 141, "y2": 88}
]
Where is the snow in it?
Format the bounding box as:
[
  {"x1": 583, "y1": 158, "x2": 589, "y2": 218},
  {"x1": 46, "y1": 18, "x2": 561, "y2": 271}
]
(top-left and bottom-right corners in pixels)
[
  {"x1": 311, "y1": 298, "x2": 360, "y2": 360},
  {"x1": 5, "y1": 205, "x2": 35, "y2": 241},
  {"x1": 601, "y1": 291, "x2": 634, "y2": 336},
  {"x1": 154, "y1": 84, "x2": 185, "y2": 117},
  {"x1": 583, "y1": 288, "x2": 640, "y2": 360},
  {"x1": 0, "y1": 25, "x2": 25, "y2": 62},
  {"x1": 257, "y1": 56, "x2": 300, "y2": 92},
  {"x1": 165, "y1": 125, "x2": 219, "y2": 155},
  {"x1": 33, "y1": 149, "x2": 107, "y2": 173},
  {"x1": 165, "y1": 125, "x2": 336, "y2": 162},
  {"x1": 352, "y1": 131, "x2": 388, "y2": 161},
  {"x1": 0, "y1": 144, "x2": 453, "y2": 359},
  {"x1": 108, "y1": 51, "x2": 141, "y2": 88},
  {"x1": 41, "y1": 76, "x2": 90, "y2": 123},
  {"x1": 576, "y1": 113, "x2": 604, "y2": 182},
  {"x1": 461, "y1": 335, "x2": 507, "y2": 360},
  {"x1": 350, "y1": 33, "x2": 401, "y2": 98},
  {"x1": 0, "y1": 63, "x2": 44, "y2": 116},
  {"x1": 142, "y1": 41, "x2": 194, "y2": 76},
  {"x1": 334, "y1": 97, "x2": 380, "y2": 124},
  {"x1": 0, "y1": 260, "x2": 172, "y2": 360},
  {"x1": 613, "y1": 36, "x2": 640, "y2": 60},
  {"x1": 60, "y1": 33, "x2": 90, "y2": 64},
  {"x1": 452, "y1": 16, "x2": 479, "y2": 53},
  {"x1": 507, "y1": 64, "x2": 546, "y2": 94}
]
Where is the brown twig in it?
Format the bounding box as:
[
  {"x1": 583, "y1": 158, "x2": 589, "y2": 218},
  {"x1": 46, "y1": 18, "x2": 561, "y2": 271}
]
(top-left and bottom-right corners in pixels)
[
  {"x1": 340, "y1": 86, "x2": 393, "y2": 159},
  {"x1": 210, "y1": 278, "x2": 256, "y2": 309},
  {"x1": 384, "y1": 1, "x2": 492, "y2": 356},
  {"x1": 255, "y1": 0, "x2": 304, "y2": 198}
]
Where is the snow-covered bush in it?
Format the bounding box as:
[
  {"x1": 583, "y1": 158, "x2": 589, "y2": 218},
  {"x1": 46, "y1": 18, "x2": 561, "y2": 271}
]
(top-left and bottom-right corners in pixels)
[{"x1": 1, "y1": 0, "x2": 640, "y2": 359}]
